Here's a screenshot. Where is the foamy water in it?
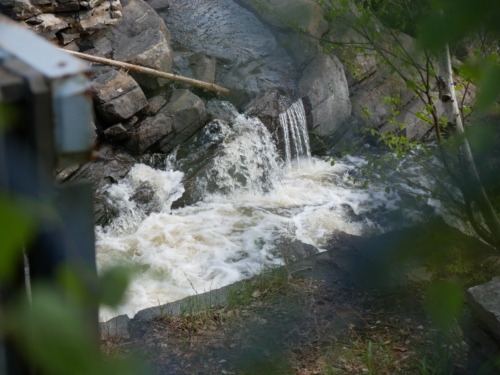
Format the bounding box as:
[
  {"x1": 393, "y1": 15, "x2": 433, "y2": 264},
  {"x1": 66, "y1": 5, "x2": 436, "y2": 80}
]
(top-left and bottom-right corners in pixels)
[{"x1": 96, "y1": 102, "x2": 415, "y2": 319}]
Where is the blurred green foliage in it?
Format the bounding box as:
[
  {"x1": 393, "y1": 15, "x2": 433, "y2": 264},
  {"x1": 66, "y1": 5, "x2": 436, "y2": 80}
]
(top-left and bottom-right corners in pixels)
[{"x1": 0, "y1": 99, "x2": 146, "y2": 374}]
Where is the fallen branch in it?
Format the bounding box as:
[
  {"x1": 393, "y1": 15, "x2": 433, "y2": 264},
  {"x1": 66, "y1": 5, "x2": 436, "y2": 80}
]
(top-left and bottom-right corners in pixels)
[{"x1": 63, "y1": 50, "x2": 230, "y2": 95}]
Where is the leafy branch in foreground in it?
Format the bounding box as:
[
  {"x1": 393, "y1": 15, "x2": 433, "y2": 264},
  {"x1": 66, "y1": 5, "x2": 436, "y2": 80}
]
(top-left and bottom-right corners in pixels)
[{"x1": 313, "y1": 0, "x2": 500, "y2": 247}]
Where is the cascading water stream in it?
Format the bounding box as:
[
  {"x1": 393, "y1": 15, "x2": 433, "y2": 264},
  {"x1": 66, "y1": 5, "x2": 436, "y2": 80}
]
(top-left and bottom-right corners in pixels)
[{"x1": 96, "y1": 100, "x2": 412, "y2": 319}]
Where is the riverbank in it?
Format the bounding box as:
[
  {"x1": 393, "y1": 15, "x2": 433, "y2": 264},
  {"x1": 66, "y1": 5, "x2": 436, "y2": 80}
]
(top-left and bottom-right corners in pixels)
[{"x1": 101, "y1": 219, "x2": 500, "y2": 374}]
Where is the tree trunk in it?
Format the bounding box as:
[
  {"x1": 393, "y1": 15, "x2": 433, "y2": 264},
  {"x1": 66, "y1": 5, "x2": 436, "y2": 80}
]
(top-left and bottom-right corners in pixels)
[{"x1": 438, "y1": 44, "x2": 500, "y2": 247}]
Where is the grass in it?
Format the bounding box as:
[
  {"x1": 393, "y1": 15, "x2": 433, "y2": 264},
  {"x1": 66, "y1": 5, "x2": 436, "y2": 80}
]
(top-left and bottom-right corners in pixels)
[{"x1": 101, "y1": 264, "x2": 478, "y2": 375}]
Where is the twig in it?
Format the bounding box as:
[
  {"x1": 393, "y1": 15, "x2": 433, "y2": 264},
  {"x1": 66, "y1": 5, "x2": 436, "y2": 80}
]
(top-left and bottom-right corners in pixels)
[{"x1": 62, "y1": 50, "x2": 230, "y2": 95}]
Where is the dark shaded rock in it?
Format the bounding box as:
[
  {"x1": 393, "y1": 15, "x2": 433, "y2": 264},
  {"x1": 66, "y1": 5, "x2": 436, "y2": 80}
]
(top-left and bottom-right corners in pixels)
[
  {"x1": 170, "y1": 119, "x2": 227, "y2": 209},
  {"x1": 91, "y1": 69, "x2": 138, "y2": 104},
  {"x1": 245, "y1": 89, "x2": 290, "y2": 161},
  {"x1": 467, "y1": 278, "x2": 500, "y2": 338},
  {"x1": 55, "y1": 164, "x2": 80, "y2": 183},
  {"x1": 125, "y1": 112, "x2": 174, "y2": 154},
  {"x1": 65, "y1": 144, "x2": 136, "y2": 226},
  {"x1": 58, "y1": 31, "x2": 80, "y2": 44},
  {"x1": 158, "y1": 89, "x2": 207, "y2": 154},
  {"x1": 53, "y1": 1, "x2": 80, "y2": 12},
  {"x1": 463, "y1": 317, "x2": 500, "y2": 375},
  {"x1": 241, "y1": 0, "x2": 328, "y2": 39},
  {"x1": 68, "y1": 144, "x2": 136, "y2": 191},
  {"x1": 130, "y1": 183, "x2": 156, "y2": 215},
  {"x1": 100, "y1": 314, "x2": 130, "y2": 339},
  {"x1": 62, "y1": 40, "x2": 80, "y2": 51},
  {"x1": 189, "y1": 51, "x2": 216, "y2": 84},
  {"x1": 274, "y1": 235, "x2": 319, "y2": 264},
  {"x1": 96, "y1": 86, "x2": 148, "y2": 124},
  {"x1": 143, "y1": 95, "x2": 167, "y2": 116},
  {"x1": 103, "y1": 123, "x2": 128, "y2": 140},
  {"x1": 123, "y1": 115, "x2": 139, "y2": 129}
]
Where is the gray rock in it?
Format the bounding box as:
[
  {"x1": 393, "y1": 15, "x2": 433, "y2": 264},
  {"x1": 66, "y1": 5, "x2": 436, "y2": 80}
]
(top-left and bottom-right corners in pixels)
[
  {"x1": 299, "y1": 54, "x2": 351, "y2": 152},
  {"x1": 102, "y1": 0, "x2": 173, "y2": 91},
  {"x1": 245, "y1": 89, "x2": 293, "y2": 162},
  {"x1": 65, "y1": 144, "x2": 136, "y2": 226},
  {"x1": 58, "y1": 31, "x2": 80, "y2": 44},
  {"x1": 161, "y1": 0, "x2": 297, "y2": 110},
  {"x1": 124, "y1": 112, "x2": 174, "y2": 154},
  {"x1": 96, "y1": 86, "x2": 148, "y2": 124},
  {"x1": 277, "y1": 32, "x2": 320, "y2": 69},
  {"x1": 68, "y1": 144, "x2": 136, "y2": 191},
  {"x1": 62, "y1": 40, "x2": 80, "y2": 51},
  {"x1": 189, "y1": 51, "x2": 216, "y2": 84},
  {"x1": 158, "y1": 89, "x2": 207, "y2": 154},
  {"x1": 100, "y1": 314, "x2": 130, "y2": 339},
  {"x1": 467, "y1": 279, "x2": 500, "y2": 339},
  {"x1": 53, "y1": 2, "x2": 80, "y2": 12},
  {"x1": 241, "y1": 0, "x2": 328, "y2": 39},
  {"x1": 274, "y1": 235, "x2": 319, "y2": 264},
  {"x1": 143, "y1": 95, "x2": 167, "y2": 116},
  {"x1": 103, "y1": 123, "x2": 128, "y2": 140},
  {"x1": 90, "y1": 69, "x2": 139, "y2": 104}
]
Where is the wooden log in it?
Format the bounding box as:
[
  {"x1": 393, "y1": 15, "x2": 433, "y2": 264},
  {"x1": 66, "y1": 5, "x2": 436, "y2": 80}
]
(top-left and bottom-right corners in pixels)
[{"x1": 63, "y1": 50, "x2": 230, "y2": 95}]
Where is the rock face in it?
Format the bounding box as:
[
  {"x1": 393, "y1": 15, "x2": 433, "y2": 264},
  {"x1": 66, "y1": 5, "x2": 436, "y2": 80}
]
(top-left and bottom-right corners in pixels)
[
  {"x1": 123, "y1": 89, "x2": 207, "y2": 155},
  {"x1": 189, "y1": 51, "x2": 217, "y2": 84},
  {"x1": 1, "y1": 0, "x2": 122, "y2": 39},
  {"x1": 85, "y1": 0, "x2": 173, "y2": 91},
  {"x1": 100, "y1": 314, "x2": 130, "y2": 339},
  {"x1": 160, "y1": 0, "x2": 297, "y2": 110},
  {"x1": 273, "y1": 235, "x2": 319, "y2": 264},
  {"x1": 158, "y1": 89, "x2": 207, "y2": 153},
  {"x1": 91, "y1": 68, "x2": 148, "y2": 124},
  {"x1": 299, "y1": 54, "x2": 352, "y2": 151},
  {"x1": 464, "y1": 278, "x2": 500, "y2": 374},
  {"x1": 241, "y1": 0, "x2": 328, "y2": 39}
]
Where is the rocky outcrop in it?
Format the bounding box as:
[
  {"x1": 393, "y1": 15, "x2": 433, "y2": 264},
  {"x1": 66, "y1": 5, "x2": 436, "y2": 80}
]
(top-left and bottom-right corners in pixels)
[
  {"x1": 241, "y1": 0, "x2": 328, "y2": 39},
  {"x1": 464, "y1": 277, "x2": 500, "y2": 374},
  {"x1": 83, "y1": 0, "x2": 173, "y2": 91},
  {"x1": 1, "y1": 0, "x2": 122, "y2": 41},
  {"x1": 161, "y1": 0, "x2": 297, "y2": 110},
  {"x1": 123, "y1": 89, "x2": 207, "y2": 155},
  {"x1": 299, "y1": 54, "x2": 352, "y2": 152},
  {"x1": 273, "y1": 235, "x2": 319, "y2": 264},
  {"x1": 91, "y1": 68, "x2": 148, "y2": 124}
]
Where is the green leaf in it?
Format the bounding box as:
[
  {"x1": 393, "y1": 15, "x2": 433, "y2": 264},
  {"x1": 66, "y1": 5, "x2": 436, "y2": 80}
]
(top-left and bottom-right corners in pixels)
[
  {"x1": 424, "y1": 281, "x2": 464, "y2": 330},
  {"x1": 0, "y1": 195, "x2": 35, "y2": 281},
  {"x1": 99, "y1": 266, "x2": 131, "y2": 307},
  {"x1": 406, "y1": 79, "x2": 416, "y2": 90}
]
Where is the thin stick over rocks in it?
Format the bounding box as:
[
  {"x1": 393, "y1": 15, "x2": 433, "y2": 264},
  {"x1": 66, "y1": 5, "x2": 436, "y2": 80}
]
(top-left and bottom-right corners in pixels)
[{"x1": 63, "y1": 50, "x2": 230, "y2": 95}]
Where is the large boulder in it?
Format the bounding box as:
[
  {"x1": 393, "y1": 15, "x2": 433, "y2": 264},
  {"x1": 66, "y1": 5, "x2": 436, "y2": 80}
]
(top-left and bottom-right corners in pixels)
[
  {"x1": 464, "y1": 277, "x2": 500, "y2": 374},
  {"x1": 298, "y1": 54, "x2": 352, "y2": 152},
  {"x1": 57, "y1": 144, "x2": 136, "y2": 226},
  {"x1": 2, "y1": 0, "x2": 122, "y2": 36},
  {"x1": 158, "y1": 89, "x2": 207, "y2": 154},
  {"x1": 124, "y1": 111, "x2": 174, "y2": 154},
  {"x1": 189, "y1": 51, "x2": 217, "y2": 84},
  {"x1": 273, "y1": 235, "x2": 319, "y2": 264},
  {"x1": 241, "y1": 0, "x2": 328, "y2": 39},
  {"x1": 161, "y1": 0, "x2": 297, "y2": 110},
  {"x1": 86, "y1": 0, "x2": 173, "y2": 91},
  {"x1": 91, "y1": 68, "x2": 148, "y2": 124},
  {"x1": 123, "y1": 89, "x2": 207, "y2": 155}
]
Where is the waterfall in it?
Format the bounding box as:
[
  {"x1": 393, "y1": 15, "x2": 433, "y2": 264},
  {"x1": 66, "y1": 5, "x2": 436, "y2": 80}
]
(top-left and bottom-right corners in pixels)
[
  {"x1": 278, "y1": 99, "x2": 311, "y2": 167},
  {"x1": 96, "y1": 101, "x2": 410, "y2": 319}
]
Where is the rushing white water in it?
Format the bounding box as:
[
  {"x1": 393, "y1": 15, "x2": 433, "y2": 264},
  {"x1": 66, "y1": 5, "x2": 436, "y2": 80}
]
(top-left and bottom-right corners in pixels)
[{"x1": 96, "y1": 101, "x2": 408, "y2": 319}]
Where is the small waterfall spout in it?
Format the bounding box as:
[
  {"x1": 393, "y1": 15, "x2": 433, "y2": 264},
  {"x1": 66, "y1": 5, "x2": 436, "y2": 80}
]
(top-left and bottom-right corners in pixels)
[{"x1": 278, "y1": 99, "x2": 311, "y2": 166}]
